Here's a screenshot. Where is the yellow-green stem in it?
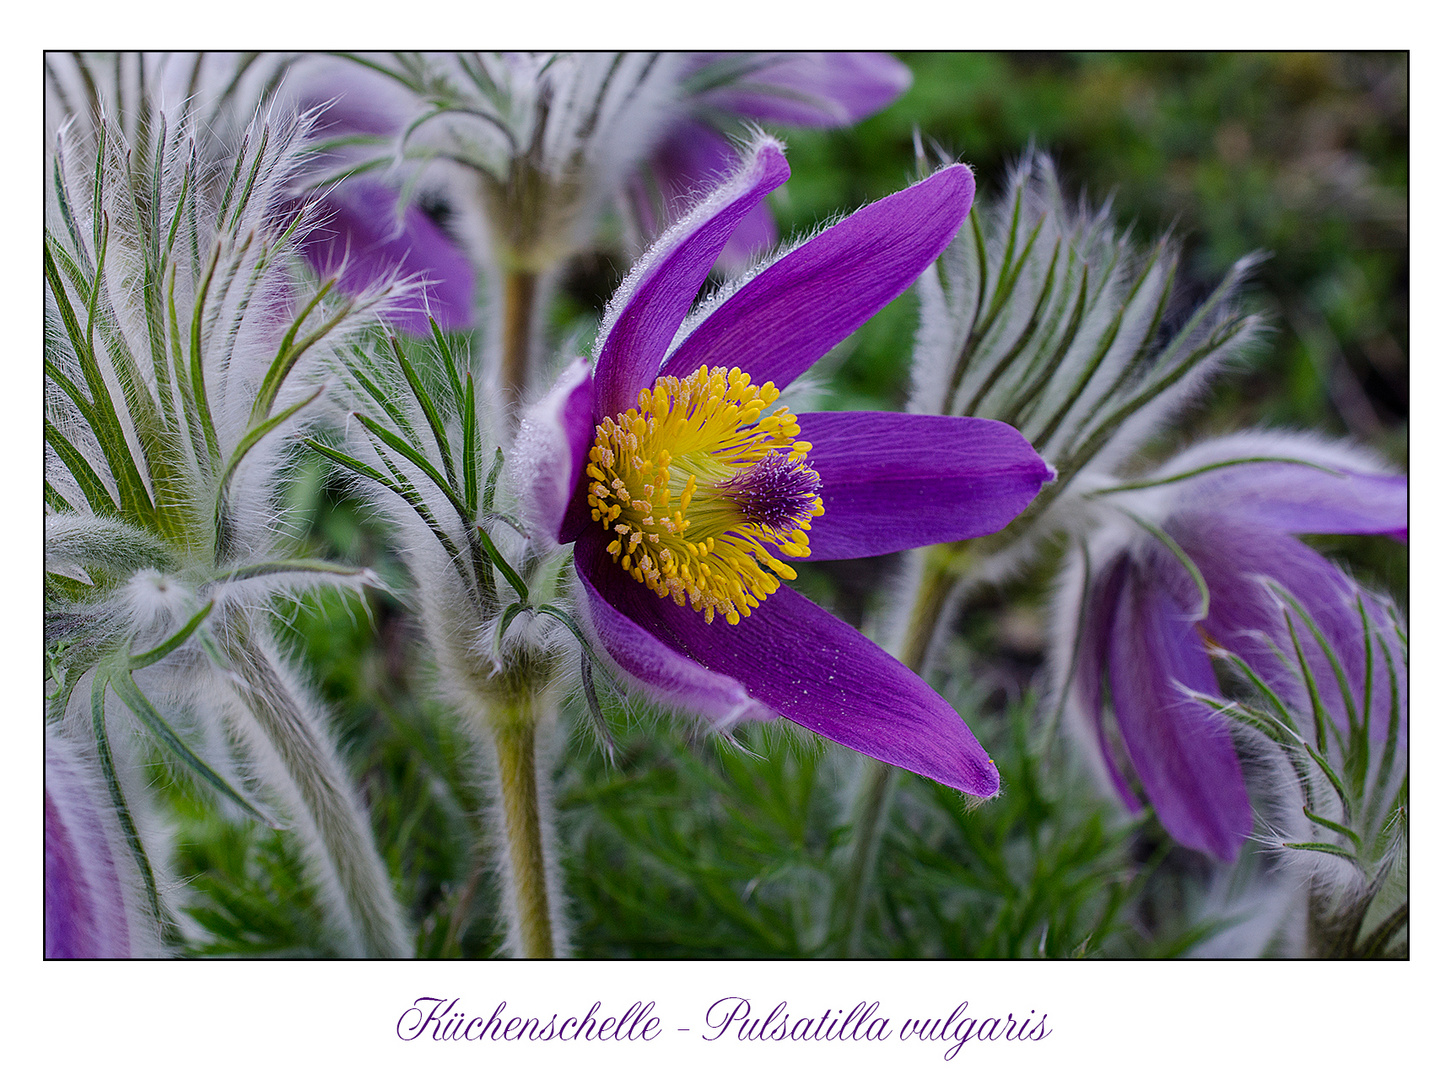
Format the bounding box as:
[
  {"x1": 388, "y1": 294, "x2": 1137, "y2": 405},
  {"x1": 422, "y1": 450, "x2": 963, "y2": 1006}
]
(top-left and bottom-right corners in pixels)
[
  {"x1": 839, "y1": 550, "x2": 961, "y2": 954},
  {"x1": 492, "y1": 698, "x2": 555, "y2": 958}
]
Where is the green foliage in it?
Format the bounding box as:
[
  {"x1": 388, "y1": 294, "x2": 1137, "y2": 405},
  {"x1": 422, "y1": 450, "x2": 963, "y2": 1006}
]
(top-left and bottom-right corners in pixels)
[
  {"x1": 176, "y1": 814, "x2": 334, "y2": 958},
  {"x1": 557, "y1": 693, "x2": 1151, "y2": 958},
  {"x1": 870, "y1": 704, "x2": 1140, "y2": 957}
]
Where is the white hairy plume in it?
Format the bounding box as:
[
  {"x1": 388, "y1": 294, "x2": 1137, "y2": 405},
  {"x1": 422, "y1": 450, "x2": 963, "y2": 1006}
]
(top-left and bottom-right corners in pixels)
[{"x1": 44, "y1": 52, "x2": 294, "y2": 157}]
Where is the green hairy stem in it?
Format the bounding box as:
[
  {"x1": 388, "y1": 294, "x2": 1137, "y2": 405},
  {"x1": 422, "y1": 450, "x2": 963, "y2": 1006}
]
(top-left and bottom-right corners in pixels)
[
  {"x1": 217, "y1": 610, "x2": 411, "y2": 957},
  {"x1": 470, "y1": 685, "x2": 560, "y2": 958}
]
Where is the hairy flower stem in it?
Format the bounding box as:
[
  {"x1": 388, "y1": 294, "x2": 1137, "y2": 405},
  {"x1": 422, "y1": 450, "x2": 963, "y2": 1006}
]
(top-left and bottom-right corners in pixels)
[
  {"x1": 488, "y1": 690, "x2": 558, "y2": 958},
  {"x1": 838, "y1": 551, "x2": 959, "y2": 954},
  {"x1": 500, "y1": 268, "x2": 539, "y2": 416},
  {"x1": 217, "y1": 612, "x2": 411, "y2": 957}
]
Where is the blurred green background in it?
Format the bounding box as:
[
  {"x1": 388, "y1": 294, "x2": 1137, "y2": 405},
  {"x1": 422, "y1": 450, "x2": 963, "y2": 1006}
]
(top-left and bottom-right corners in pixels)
[{"x1": 174, "y1": 52, "x2": 1408, "y2": 957}]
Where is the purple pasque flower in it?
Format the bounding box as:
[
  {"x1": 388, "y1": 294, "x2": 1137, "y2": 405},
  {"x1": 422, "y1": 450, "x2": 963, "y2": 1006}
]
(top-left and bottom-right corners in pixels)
[
  {"x1": 298, "y1": 180, "x2": 475, "y2": 335},
  {"x1": 637, "y1": 53, "x2": 912, "y2": 269},
  {"x1": 1061, "y1": 432, "x2": 1407, "y2": 861},
  {"x1": 512, "y1": 136, "x2": 1054, "y2": 797}
]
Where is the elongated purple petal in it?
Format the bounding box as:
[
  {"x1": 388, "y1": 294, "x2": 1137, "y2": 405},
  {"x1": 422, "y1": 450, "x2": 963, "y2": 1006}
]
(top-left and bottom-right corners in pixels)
[
  {"x1": 576, "y1": 531, "x2": 998, "y2": 795},
  {"x1": 46, "y1": 744, "x2": 132, "y2": 958},
  {"x1": 660, "y1": 164, "x2": 974, "y2": 391},
  {"x1": 1192, "y1": 463, "x2": 1407, "y2": 542},
  {"x1": 301, "y1": 181, "x2": 474, "y2": 334},
  {"x1": 594, "y1": 138, "x2": 790, "y2": 418},
  {"x1": 1073, "y1": 553, "x2": 1142, "y2": 811},
  {"x1": 795, "y1": 412, "x2": 1053, "y2": 560},
  {"x1": 576, "y1": 554, "x2": 772, "y2": 724},
  {"x1": 1175, "y1": 514, "x2": 1402, "y2": 739},
  {"x1": 641, "y1": 121, "x2": 735, "y2": 225},
  {"x1": 1108, "y1": 564, "x2": 1252, "y2": 861},
  {"x1": 643, "y1": 122, "x2": 781, "y2": 273},
  {"x1": 510, "y1": 358, "x2": 595, "y2": 544},
  {"x1": 699, "y1": 53, "x2": 912, "y2": 128}
]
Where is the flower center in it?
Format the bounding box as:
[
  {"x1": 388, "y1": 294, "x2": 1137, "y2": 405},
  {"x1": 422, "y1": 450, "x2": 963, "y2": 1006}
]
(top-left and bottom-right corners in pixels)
[{"x1": 586, "y1": 365, "x2": 825, "y2": 625}]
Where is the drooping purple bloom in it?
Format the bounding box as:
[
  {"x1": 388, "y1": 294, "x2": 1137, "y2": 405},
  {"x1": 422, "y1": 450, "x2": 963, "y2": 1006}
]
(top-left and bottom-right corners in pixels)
[
  {"x1": 291, "y1": 65, "x2": 476, "y2": 335},
  {"x1": 45, "y1": 738, "x2": 137, "y2": 958},
  {"x1": 1063, "y1": 433, "x2": 1407, "y2": 860},
  {"x1": 298, "y1": 179, "x2": 475, "y2": 335},
  {"x1": 637, "y1": 53, "x2": 913, "y2": 268},
  {"x1": 512, "y1": 137, "x2": 1053, "y2": 796}
]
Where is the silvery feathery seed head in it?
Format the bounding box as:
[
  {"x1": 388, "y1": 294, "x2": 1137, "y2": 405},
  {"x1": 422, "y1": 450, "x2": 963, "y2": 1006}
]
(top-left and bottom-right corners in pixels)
[
  {"x1": 45, "y1": 102, "x2": 410, "y2": 637},
  {"x1": 909, "y1": 153, "x2": 1266, "y2": 578},
  {"x1": 1181, "y1": 860, "x2": 1309, "y2": 958},
  {"x1": 1196, "y1": 591, "x2": 1406, "y2": 958},
  {"x1": 293, "y1": 52, "x2": 684, "y2": 271},
  {"x1": 43, "y1": 96, "x2": 372, "y2": 641},
  {"x1": 307, "y1": 324, "x2": 577, "y2": 711}
]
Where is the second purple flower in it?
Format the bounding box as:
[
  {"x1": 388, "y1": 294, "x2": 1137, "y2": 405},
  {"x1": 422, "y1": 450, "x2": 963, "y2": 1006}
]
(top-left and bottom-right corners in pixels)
[{"x1": 1059, "y1": 433, "x2": 1407, "y2": 860}]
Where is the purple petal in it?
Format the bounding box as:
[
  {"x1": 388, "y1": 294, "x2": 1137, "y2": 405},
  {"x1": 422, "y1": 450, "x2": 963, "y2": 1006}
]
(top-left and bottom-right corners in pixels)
[
  {"x1": 660, "y1": 164, "x2": 974, "y2": 391},
  {"x1": 576, "y1": 530, "x2": 998, "y2": 796},
  {"x1": 300, "y1": 180, "x2": 475, "y2": 334},
  {"x1": 718, "y1": 201, "x2": 778, "y2": 272},
  {"x1": 1192, "y1": 463, "x2": 1407, "y2": 541},
  {"x1": 1175, "y1": 514, "x2": 1402, "y2": 739},
  {"x1": 294, "y1": 62, "x2": 409, "y2": 138},
  {"x1": 46, "y1": 744, "x2": 132, "y2": 958},
  {"x1": 594, "y1": 138, "x2": 790, "y2": 418},
  {"x1": 794, "y1": 413, "x2": 1053, "y2": 560},
  {"x1": 510, "y1": 358, "x2": 595, "y2": 544},
  {"x1": 576, "y1": 551, "x2": 772, "y2": 724},
  {"x1": 647, "y1": 121, "x2": 739, "y2": 218},
  {"x1": 1108, "y1": 563, "x2": 1253, "y2": 861},
  {"x1": 1073, "y1": 553, "x2": 1142, "y2": 811},
  {"x1": 644, "y1": 122, "x2": 781, "y2": 274},
  {"x1": 698, "y1": 53, "x2": 912, "y2": 128}
]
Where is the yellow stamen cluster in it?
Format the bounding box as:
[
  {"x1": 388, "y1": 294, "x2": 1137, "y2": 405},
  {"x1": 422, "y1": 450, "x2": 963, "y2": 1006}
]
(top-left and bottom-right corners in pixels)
[{"x1": 586, "y1": 365, "x2": 826, "y2": 625}]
